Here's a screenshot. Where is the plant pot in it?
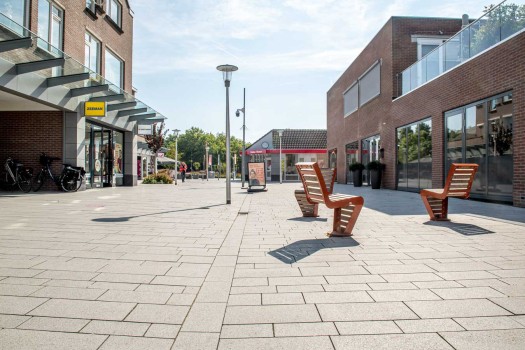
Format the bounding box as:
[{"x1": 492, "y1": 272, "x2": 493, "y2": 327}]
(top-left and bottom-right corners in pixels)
[
  {"x1": 370, "y1": 169, "x2": 382, "y2": 189},
  {"x1": 352, "y1": 170, "x2": 363, "y2": 187}
]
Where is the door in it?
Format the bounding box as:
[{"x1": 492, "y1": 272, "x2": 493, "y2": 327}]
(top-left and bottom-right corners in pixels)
[
  {"x1": 92, "y1": 128, "x2": 113, "y2": 187},
  {"x1": 265, "y1": 158, "x2": 272, "y2": 181}
]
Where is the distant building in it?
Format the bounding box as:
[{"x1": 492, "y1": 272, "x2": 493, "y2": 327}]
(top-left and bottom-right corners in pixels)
[
  {"x1": 246, "y1": 129, "x2": 328, "y2": 182},
  {"x1": 0, "y1": 0, "x2": 166, "y2": 189},
  {"x1": 327, "y1": 1, "x2": 524, "y2": 206}
]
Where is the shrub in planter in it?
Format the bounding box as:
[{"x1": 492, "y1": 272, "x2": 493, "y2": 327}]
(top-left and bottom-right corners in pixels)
[
  {"x1": 142, "y1": 173, "x2": 173, "y2": 184},
  {"x1": 349, "y1": 162, "x2": 365, "y2": 187},
  {"x1": 366, "y1": 161, "x2": 384, "y2": 189}
]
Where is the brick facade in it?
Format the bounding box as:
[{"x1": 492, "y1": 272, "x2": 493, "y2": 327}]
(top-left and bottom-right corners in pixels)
[
  {"x1": 327, "y1": 16, "x2": 524, "y2": 207},
  {"x1": 28, "y1": 0, "x2": 134, "y2": 93},
  {"x1": 0, "y1": 111, "x2": 63, "y2": 190}
]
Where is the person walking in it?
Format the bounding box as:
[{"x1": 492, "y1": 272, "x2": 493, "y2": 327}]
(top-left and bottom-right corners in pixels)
[{"x1": 179, "y1": 162, "x2": 187, "y2": 182}]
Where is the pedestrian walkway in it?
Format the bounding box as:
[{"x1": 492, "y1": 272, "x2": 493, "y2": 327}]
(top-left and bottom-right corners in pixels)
[{"x1": 0, "y1": 181, "x2": 524, "y2": 349}]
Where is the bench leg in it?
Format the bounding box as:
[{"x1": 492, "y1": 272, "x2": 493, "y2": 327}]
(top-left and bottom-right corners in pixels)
[
  {"x1": 421, "y1": 195, "x2": 449, "y2": 221},
  {"x1": 294, "y1": 190, "x2": 319, "y2": 217},
  {"x1": 330, "y1": 202, "x2": 363, "y2": 237}
]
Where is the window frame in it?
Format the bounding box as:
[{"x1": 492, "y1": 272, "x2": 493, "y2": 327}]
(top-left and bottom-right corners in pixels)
[
  {"x1": 104, "y1": 47, "x2": 124, "y2": 89},
  {"x1": 38, "y1": 0, "x2": 64, "y2": 51},
  {"x1": 85, "y1": 31, "x2": 101, "y2": 74},
  {"x1": 107, "y1": 0, "x2": 122, "y2": 27}
]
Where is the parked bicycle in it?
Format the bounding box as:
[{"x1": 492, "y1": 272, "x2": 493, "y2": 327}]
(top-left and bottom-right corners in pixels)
[
  {"x1": 0, "y1": 157, "x2": 33, "y2": 193},
  {"x1": 33, "y1": 153, "x2": 86, "y2": 192}
]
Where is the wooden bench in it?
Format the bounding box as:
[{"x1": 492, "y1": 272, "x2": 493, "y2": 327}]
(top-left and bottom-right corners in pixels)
[
  {"x1": 295, "y1": 167, "x2": 336, "y2": 217},
  {"x1": 296, "y1": 162, "x2": 364, "y2": 237},
  {"x1": 420, "y1": 163, "x2": 479, "y2": 221}
]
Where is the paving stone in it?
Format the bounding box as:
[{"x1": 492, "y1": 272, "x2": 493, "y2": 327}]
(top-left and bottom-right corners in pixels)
[
  {"x1": 220, "y1": 324, "x2": 273, "y2": 338},
  {"x1": 0, "y1": 295, "x2": 47, "y2": 315},
  {"x1": 173, "y1": 332, "x2": 219, "y2": 350},
  {"x1": 0, "y1": 328, "x2": 107, "y2": 350},
  {"x1": 262, "y1": 293, "x2": 304, "y2": 305},
  {"x1": 381, "y1": 273, "x2": 443, "y2": 283},
  {"x1": 396, "y1": 318, "x2": 464, "y2": 333},
  {"x1": 368, "y1": 282, "x2": 418, "y2": 290},
  {"x1": 35, "y1": 271, "x2": 99, "y2": 281},
  {"x1": 323, "y1": 283, "x2": 371, "y2": 292},
  {"x1": 331, "y1": 333, "x2": 453, "y2": 349},
  {"x1": 145, "y1": 323, "x2": 181, "y2": 338},
  {"x1": 93, "y1": 273, "x2": 154, "y2": 284},
  {"x1": 81, "y1": 320, "x2": 149, "y2": 336},
  {"x1": 454, "y1": 316, "x2": 524, "y2": 330},
  {"x1": 441, "y1": 329, "x2": 525, "y2": 350},
  {"x1": 490, "y1": 297, "x2": 525, "y2": 314},
  {"x1": 125, "y1": 304, "x2": 189, "y2": 324},
  {"x1": 0, "y1": 277, "x2": 49, "y2": 285},
  {"x1": 437, "y1": 271, "x2": 498, "y2": 280},
  {"x1": 31, "y1": 286, "x2": 106, "y2": 300},
  {"x1": 136, "y1": 284, "x2": 185, "y2": 293},
  {"x1": 317, "y1": 302, "x2": 418, "y2": 321},
  {"x1": 181, "y1": 302, "x2": 226, "y2": 332},
  {"x1": 195, "y1": 281, "x2": 230, "y2": 303},
  {"x1": 274, "y1": 322, "x2": 338, "y2": 337},
  {"x1": 413, "y1": 281, "x2": 463, "y2": 289},
  {"x1": 218, "y1": 336, "x2": 334, "y2": 350},
  {"x1": 303, "y1": 291, "x2": 373, "y2": 304},
  {"x1": 231, "y1": 278, "x2": 268, "y2": 287},
  {"x1": 432, "y1": 286, "x2": 506, "y2": 299},
  {"x1": 406, "y1": 299, "x2": 511, "y2": 319},
  {"x1": 206, "y1": 267, "x2": 235, "y2": 281},
  {"x1": 18, "y1": 316, "x2": 89, "y2": 332},
  {"x1": 224, "y1": 304, "x2": 321, "y2": 324},
  {"x1": 89, "y1": 282, "x2": 138, "y2": 291},
  {"x1": 228, "y1": 294, "x2": 261, "y2": 305},
  {"x1": 99, "y1": 335, "x2": 173, "y2": 350},
  {"x1": 335, "y1": 321, "x2": 402, "y2": 335},
  {"x1": 97, "y1": 290, "x2": 171, "y2": 304},
  {"x1": 167, "y1": 293, "x2": 196, "y2": 306},
  {"x1": 0, "y1": 314, "x2": 30, "y2": 328},
  {"x1": 365, "y1": 264, "x2": 434, "y2": 274},
  {"x1": 151, "y1": 276, "x2": 204, "y2": 287},
  {"x1": 0, "y1": 284, "x2": 42, "y2": 296},
  {"x1": 325, "y1": 275, "x2": 385, "y2": 284},
  {"x1": 29, "y1": 299, "x2": 135, "y2": 321},
  {"x1": 368, "y1": 289, "x2": 441, "y2": 302},
  {"x1": 299, "y1": 266, "x2": 370, "y2": 276}
]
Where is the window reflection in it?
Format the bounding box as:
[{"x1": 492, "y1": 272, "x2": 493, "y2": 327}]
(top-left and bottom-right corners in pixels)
[{"x1": 345, "y1": 141, "x2": 358, "y2": 184}]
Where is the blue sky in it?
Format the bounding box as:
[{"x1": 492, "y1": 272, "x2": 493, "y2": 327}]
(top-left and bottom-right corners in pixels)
[{"x1": 131, "y1": 0, "x2": 487, "y2": 143}]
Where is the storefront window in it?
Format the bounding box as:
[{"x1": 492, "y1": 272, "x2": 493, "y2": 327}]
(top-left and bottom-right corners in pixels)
[
  {"x1": 85, "y1": 123, "x2": 92, "y2": 187},
  {"x1": 397, "y1": 118, "x2": 432, "y2": 191},
  {"x1": 361, "y1": 135, "x2": 380, "y2": 185},
  {"x1": 345, "y1": 141, "x2": 359, "y2": 184},
  {"x1": 444, "y1": 92, "x2": 513, "y2": 202},
  {"x1": 285, "y1": 154, "x2": 298, "y2": 180},
  {"x1": 113, "y1": 130, "x2": 124, "y2": 186}
]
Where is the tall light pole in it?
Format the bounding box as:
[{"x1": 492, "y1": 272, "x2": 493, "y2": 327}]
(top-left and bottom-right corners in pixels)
[
  {"x1": 217, "y1": 64, "x2": 238, "y2": 205},
  {"x1": 277, "y1": 129, "x2": 284, "y2": 184},
  {"x1": 236, "y1": 88, "x2": 246, "y2": 188},
  {"x1": 205, "y1": 144, "x2": 209, "y2": 181},
  {"x1": 173, "y1": 129, "x2": 180, "y2": 185}
]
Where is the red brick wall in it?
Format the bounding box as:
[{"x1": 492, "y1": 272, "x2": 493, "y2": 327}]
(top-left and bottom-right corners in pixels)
[
  {"x1": 327, "y1": 16, "x2": 524, "y2": 207},
  {"x1": 28, "y1": 0, "x2": 134, "y2": 93},
  {"x1": 0, "y1": 111, "x2": 63, "y2": 191}
]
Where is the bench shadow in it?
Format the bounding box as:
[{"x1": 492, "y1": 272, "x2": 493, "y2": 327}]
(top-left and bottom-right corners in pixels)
[
  {"x1": 424, "y1": 221, "x2": 494, "y2": 235},
  {"x1": 268, "y1": 238, "x2": 359, "y2": 264},
  {"x1": 92, "y1": 204, "x2": 225, "y2": 222},
  {"x1": 287, "y1": 217, "x2": 328, "y2": 222}
]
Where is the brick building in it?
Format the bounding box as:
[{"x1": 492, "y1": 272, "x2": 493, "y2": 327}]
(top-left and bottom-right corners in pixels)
[
  {"x1": 0, "y1": 0, "x2": 163, "y2": 189},
  {"x1": 327, "y1": 1, "x2": 524, "y2": 206}
]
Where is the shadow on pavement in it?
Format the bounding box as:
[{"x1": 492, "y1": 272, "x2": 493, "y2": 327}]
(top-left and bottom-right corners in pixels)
[
  {"x1": 424, "y1": 221, "x2": 494, "y2": 235},
  {"x1": 269, "y1": 237, "x2": 359, "y2": 264},
  {"x1": 287, "y1": 217, "x2": 328, "y2": 222},
  {"x1": 92, "y1": 204, "x2": 225, "y2": 222}
]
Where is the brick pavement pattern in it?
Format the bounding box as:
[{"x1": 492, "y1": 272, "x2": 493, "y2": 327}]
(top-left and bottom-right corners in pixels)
[{"x1": 0, "y1": 181, "x2": 524, "y2": 349}]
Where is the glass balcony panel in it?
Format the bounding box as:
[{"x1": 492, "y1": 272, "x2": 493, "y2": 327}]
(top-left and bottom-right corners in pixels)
[
  {"x1": 0, "y1": 13, "x2": 29, "y2": 38},
  {"x1": 444, "y1": 34, "x2": 461, "y2": 71},
  {"x1": 402, "y1": 69, "x2": 411, "y2": 95},
  {"x1": 410, "y1": 64, "x2": 418, "y2": 91},
  {"x1": 426, "y1": 48, "x2": 440, "y2": 81}
]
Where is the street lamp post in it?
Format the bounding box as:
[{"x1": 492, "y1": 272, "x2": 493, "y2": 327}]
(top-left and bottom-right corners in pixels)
[
  {"x1": 173, "y1": 129, "x2": 180, "y2": 185},
  {"x1": 277, "y1": 129, "x2": 284, "y2": 184},
  {"x1": 205, "y1": 144, "x2": 209, "y2": 181},
  {"x1": 217, "y1": 64, "x2": 238, "y2": 205},
  {"x1": 236, "y1": 88, "x2": 246, "y2": 188}
]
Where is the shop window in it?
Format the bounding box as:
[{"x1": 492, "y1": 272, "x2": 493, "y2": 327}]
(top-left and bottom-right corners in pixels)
[
  {"x1": 107, "y1": 0, "x2": 122, "y2": 27},
  {"x1": 38, "y1": 0, "x2": 63, "y2": 52},
  {"x1": 85, "y1": 32, "x2": 101, "y2": 74},
  {"x1": 345, "y1": 141, "x2": 359, "y2": 184},
  {"x1": 105, "y1": 48, "x2": 123, "y2": 89},
  {"x1": 444, "y1": 92, "x2": 513, "y2": 202},
  {"x1": 361, "y1": 135, "x2": 380, "y2": 185},
  {"x1": 1, "y1": 0, "x2": 29, "y2": 33}
]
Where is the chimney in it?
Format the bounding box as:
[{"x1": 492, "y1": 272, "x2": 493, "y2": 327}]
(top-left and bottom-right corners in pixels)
[{"x1": 462, "y1": 14, "x2": 469, "y2": 28}]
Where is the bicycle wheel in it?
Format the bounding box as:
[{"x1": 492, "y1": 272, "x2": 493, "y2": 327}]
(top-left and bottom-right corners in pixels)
[
  {"x1": 17, "y1": 171, "x2": 33, "y2": 193},
  {"x1": 33, "y1": 170, "x2": 46, "y2": 192},
  {"x1": 60, "y1": 174, "x2": 79, "y2": 192}
]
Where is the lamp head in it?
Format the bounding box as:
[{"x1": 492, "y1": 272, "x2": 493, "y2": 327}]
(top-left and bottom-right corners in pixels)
[
  {"x1": 277, "y1": 129, "x2": 284, "y2": 137},
  {"x1": 173, "y1": 129, "x2": 180, "y2": 138},
  {"x1": 216, "y1": 64, "x2": 238, "y2": 87}
]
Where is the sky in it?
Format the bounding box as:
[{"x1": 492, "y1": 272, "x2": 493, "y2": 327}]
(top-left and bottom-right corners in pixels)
[{"x1": 131, "y1": 0, "x2": 487, "y2": 143}]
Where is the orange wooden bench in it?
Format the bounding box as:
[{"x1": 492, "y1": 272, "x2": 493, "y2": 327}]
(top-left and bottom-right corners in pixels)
[
  {"x1": 296, "y1": 162, "x2": 364, "y2": 237},
  {"x1": 295, "y1": 167, "x2": 336, "y2": 217},
  {"x1": 420, "y1": 163, "x2": 479, "y2": 221}
]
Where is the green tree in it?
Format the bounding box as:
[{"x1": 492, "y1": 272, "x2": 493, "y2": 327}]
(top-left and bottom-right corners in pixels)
[{"x1": 144, "y1": 122, "x2": 168, "y2": 174}]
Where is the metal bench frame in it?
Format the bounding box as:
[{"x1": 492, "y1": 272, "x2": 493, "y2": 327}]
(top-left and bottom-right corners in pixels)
[
  {"x1": 295, "y1": 167, "x2": 336, "y2": 217},
  {"x1": 420, "y1": 163, "x2": 479, "y2": 221},
  {"x1": 296, "y1": 162, "x2": 364, "y2": 237}
]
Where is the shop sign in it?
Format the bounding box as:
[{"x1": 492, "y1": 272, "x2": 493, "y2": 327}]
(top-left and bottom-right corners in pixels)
[
  {"x1": 138, "y1": 125, "x2": 153, "y2": 135},
  {"x1": 157, "y1": 152, "x2": 164, "y2": 158},
  {"x1": 84, "y1": 101, "x2": 106, "y2": 117}
]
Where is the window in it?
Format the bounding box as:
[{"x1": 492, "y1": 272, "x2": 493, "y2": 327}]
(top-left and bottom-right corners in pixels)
[
  {"x1": 358, "y1": 61, "x2": 381, "y2": 107},
  {"x1": 105, "y1": 48, "x2": 123, "y2": 89},
  {"x1": 107, "y1": 0, "x2": 122, "y2": 27},
  {"x1": 1, "y1": 0, "x2": 28, "y2": 30},
  {"x1": 397, "y1": 119, "x2": 432, "y2": 191},
  {"x1": 343, "y1": 83, "x2": 358, "y2": 116},
  {"x1": 85, "y1": 32, "x2": 101, "y2": 74},
  {"x1": 38, "y1": 0, "x2": 63, "y2": 52}
]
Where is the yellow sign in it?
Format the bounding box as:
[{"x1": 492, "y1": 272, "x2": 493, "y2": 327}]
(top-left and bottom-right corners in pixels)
[{"x1": 84, "y1": 101, "x2": 106, "y2": 117}]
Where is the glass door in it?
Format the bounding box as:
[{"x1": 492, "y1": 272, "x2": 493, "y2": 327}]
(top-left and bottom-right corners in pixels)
[{"x1": 265, "y1": 158, "x2": 272, "y2": 181}]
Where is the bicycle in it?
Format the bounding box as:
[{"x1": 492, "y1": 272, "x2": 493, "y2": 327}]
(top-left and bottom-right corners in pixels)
[
  {"x1": 33, "y1": 153, "x2": 86, "y2": 192},
  {"x1": 0, "y1": 157, "x2": 33, "y2": 193}
]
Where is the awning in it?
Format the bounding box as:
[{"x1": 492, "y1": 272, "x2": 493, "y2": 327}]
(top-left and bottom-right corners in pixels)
[{"x1": 157, "y1": 156, "x2": 177, "y2": 164}]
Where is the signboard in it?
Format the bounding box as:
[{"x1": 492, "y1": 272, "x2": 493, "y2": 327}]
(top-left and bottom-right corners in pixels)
[
  {"x1": 157, "y1": 152, "x2": 164, "y2": 158},
  {"x1": 138, "y1": 125, "x2": 153, "y2": 135},
  {"x1": 84, "y1": 101, "x2": 106, "y2": 117},
  {"x1": 248, "y1": 162, "x2": 266, "y2": 191}
]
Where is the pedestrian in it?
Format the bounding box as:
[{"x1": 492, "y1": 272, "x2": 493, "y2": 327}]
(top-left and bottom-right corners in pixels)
[{"x1": 179, "y1": 162, "x2": 187, "y2": 182}]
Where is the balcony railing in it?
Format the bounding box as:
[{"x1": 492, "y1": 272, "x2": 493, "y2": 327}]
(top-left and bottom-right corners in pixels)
[
  {"x1": 398, "y1": 0, "x2": 525, "y2": 97},
  {"x1": 0, "y1": 12, "x2": 165, "y2": 123}
]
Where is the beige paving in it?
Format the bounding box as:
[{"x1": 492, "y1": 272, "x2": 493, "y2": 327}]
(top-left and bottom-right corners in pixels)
[{"x1": 0, "y1": 181, "x2": 524, "y2": 348}]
